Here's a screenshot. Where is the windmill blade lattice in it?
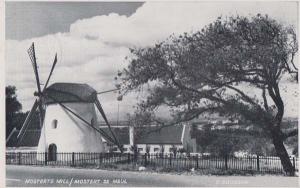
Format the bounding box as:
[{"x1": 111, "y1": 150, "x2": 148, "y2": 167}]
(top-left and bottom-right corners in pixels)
[
  {"x1": 28, "y1": 43, "x2": 42, "y2": 94},
  {"x1": 17, "y1": 42, "x2": 58, "y2": 145}
]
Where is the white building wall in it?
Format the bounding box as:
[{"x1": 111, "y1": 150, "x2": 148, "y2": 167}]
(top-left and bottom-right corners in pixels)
[
  {"x1": 182, "y1": 124, "x2": 197, "y2": 152},
  {"x1": 129, "y1": 126, "x2": 134, "y2": 146},
  {"x1": 37, "y1": 103, "x2": 104, "y2": 153},
  {"x1": 123, "y1": 144, "x2": 183, "y2": 154}
]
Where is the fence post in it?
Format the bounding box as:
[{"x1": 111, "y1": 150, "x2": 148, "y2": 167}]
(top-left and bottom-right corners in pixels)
[
  {"x1": 98, "y1": 153, "x2": 100, "y2": 165},
  {"x1": 196, "y1": 154, "x2": 199, "y2": 169},
  {"x1": 225, "y1": 154, "x2": 228, "y2": 170},
  {"x1": 256, "y1": 155, "x2": 260, "y2": 171},
  {"x1": 169, "y1": 154, "x2": 172, "y2": 167},
  {"x1": 45, "y1": 152, "x2": 47, "y2": 166},
  {"x1": 144, "y1": 154, "x2": 147, "y2": 166},
  {"x1": 100, "y1": 153, "x2": 103, "y2": 165},
  {"x1": 72, "y1": 152, "x2": 75, "y2": 166},
  {"x1": 293, "y1": 157, "x2": 296, "y2": 171},
  {"x1": 127, "y1": 153, "x2": 130, "y2": 164},
  {"x1": 18, "y1": 152, "x2": 21, "y2": 165}
]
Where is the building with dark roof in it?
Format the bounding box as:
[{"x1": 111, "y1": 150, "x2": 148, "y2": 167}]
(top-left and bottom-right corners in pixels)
[{"x1": 100, "y1": 124, "x2": 197, "y2": 153}]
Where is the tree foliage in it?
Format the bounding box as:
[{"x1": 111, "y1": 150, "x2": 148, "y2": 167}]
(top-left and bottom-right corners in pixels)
[
  {"x1": 194, "y1": 125, "x2": 276, "y2": 156},
  {"x1": 6, "y1": 86, "x2": 22, "y2": 138},
  {"x1": 120, "y1": 14, "x2": 298, "y2": 175},
  {"x1": 6, "y1": 86, "x2": 40, "y2": 139}
]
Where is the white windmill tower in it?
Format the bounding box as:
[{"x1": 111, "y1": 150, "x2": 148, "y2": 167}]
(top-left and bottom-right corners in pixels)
[{"x1": 17, "y1": 43, "x2": 122, "y2": 160}]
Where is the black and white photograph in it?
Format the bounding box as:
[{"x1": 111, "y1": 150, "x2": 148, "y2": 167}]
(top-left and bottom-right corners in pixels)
[{"x1": 3, "y1": 1, "x2": 299, "y2": 187}]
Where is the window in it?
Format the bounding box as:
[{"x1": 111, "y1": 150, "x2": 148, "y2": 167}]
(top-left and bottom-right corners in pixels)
[
  {"x1": 52, "y1": 119, "x2": 58, "y2": 129},
  {"x1": 138, "y1": 148, "x2": 143, "y2": 152},
  {"x1": 154, "y1": 148, "x2": 159, "y2": 152}
]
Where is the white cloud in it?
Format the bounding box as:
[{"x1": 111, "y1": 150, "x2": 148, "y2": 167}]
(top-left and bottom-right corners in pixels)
[
  {"x1": 70, "y1": 2, "x2": 298, "y2": 46},
  {"x1": 6, "y1": 1, "x2": 298, "y2": 119}
]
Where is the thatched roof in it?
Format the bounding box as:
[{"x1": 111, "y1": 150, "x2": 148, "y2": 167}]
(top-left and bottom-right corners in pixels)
[
  {"x1": 101, "y1": 124, "x2": 184, "y2": 145},
  {"x1": 44, "y1": 83, "x2": 97, "y2": 104},
  {"x1": 135, "y1": 125, "x2": 184, "y2": 144}
]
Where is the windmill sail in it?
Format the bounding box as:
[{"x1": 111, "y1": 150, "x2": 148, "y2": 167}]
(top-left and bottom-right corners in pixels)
[
  {"x1": 17, "y1": 99, "x2": 39, "y2": 145},
  {"x1": 95, "y1": 98, "x2": 122, "y2": 151},
  {"x1": 28, "y1": 43, "x2": 42, "y2": 94},
  {"x1": 43, "y1": 53, "x2": 57, "y2": 90},
  {"x1": 17, "y1": 43, "x2": 57, "y2": 145}
]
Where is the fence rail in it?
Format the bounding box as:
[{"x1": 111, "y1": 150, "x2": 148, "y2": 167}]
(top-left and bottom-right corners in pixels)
[{"x1": 6, "y1": 152, "x2": 298, "y2": 174}]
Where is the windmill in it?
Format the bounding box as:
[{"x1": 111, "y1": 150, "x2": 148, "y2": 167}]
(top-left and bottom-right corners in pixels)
[{"x1": 17, "y1": 43, "x2": 122, "y2": 158}]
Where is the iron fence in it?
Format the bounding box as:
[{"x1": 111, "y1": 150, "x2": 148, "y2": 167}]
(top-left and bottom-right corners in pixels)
[{"x1": 6, "y1": 152, "x2": 298, "y2": 174}]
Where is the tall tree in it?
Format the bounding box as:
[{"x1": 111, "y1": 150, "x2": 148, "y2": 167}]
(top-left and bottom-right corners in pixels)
[
  {"x1": 120, "y1": 15, "x2": 298, "y2": 175},
  {"x1": 6, "y1": 86, "x2": 22, "y2": 138}
]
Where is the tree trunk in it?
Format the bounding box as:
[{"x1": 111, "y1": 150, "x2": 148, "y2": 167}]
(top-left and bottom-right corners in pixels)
[{"x1": 271, "y1": 131, "x2": 295, "y2": 176}]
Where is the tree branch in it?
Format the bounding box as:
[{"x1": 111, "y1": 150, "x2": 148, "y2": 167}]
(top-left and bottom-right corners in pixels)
[
  {"x1": 225, "y1": 85, "x2": 257, "y2": 105},
  {"x1": 262, "y1": 87, "x2": 269, "y2": 112},
  {"x1": 283, "y1": 129, "x2": 298, "y2": 140},
  {"x1": 146, "y1": 106, "x2": 219, "y2": 134},
  {"x1": 267, "y1": 83, "x2": 284, "y2": 124}
]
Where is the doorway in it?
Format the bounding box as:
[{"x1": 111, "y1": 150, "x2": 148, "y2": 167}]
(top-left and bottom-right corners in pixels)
[{"x1": 48, "y1": 143, "x2": 57, "y2": 161}]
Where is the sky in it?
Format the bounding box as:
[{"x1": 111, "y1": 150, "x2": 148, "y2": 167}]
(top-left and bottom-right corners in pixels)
[{"x1": 5, "y1": 1, "x2": 299, "y2": 120}]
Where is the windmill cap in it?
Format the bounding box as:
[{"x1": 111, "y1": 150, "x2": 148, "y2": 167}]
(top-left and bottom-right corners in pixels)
[{"x1": 44, "y1": 82, "x2": 97, "y2": 104}]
